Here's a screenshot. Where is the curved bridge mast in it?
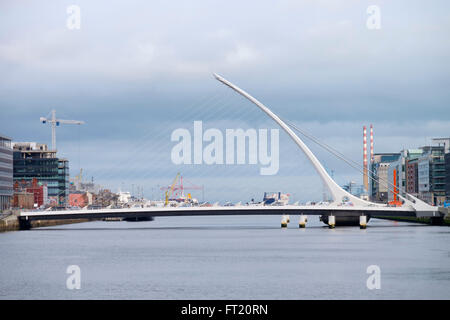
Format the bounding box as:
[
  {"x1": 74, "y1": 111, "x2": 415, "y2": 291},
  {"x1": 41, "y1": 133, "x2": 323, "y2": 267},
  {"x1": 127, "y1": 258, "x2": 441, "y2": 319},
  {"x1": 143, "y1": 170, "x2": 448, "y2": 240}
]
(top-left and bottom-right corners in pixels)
[{"x1": 213, "y1": 73, "x2": 437, "y2": 215}]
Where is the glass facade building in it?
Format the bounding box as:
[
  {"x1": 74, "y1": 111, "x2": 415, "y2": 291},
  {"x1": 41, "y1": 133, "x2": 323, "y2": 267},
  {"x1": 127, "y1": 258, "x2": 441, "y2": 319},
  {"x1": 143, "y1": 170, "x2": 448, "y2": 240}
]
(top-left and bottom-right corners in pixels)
[
  {"x1": 370, "y1": 153, "x2": 400, "y2": 202},
  {"x1": 446, "y1": 153, "x2": 450, "y2": 201},
  {"x1": 0, "y1": 134, "x2": 13, "y2": 211},
  {"x1": 417, "y1": 146, "x2": 445, "y2": 205},
  {"x1": 13, "y1": 143, "x2": 69, "y2": 206}
]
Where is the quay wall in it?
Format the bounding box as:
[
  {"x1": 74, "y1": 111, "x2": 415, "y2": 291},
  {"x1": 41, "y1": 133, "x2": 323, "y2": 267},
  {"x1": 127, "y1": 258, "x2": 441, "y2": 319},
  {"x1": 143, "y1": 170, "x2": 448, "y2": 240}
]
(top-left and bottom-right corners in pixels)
[{"x1": 0, "y1": 211, "x2": 92, "y2": 232}]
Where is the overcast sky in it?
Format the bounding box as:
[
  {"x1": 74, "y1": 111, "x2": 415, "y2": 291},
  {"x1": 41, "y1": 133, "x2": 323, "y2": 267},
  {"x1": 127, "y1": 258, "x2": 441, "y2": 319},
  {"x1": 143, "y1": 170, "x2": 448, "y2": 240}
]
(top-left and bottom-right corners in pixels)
[{"x1": 1, "y1": 0, "x2": 449, "y2": 202}]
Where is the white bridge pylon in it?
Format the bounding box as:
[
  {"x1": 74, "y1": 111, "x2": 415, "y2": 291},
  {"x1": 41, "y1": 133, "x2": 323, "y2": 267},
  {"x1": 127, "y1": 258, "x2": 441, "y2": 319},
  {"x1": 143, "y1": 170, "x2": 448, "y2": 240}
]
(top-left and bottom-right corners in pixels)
[{"x1": 213, "y1": 73, "x2": 437, "y2": 214}]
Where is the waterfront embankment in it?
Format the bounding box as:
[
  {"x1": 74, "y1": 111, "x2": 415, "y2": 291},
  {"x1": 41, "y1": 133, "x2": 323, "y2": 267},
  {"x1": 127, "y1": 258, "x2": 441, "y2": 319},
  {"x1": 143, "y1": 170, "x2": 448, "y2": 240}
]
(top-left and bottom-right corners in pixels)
[
  {"x1": 0, "y1": 211, "x2": 91, "y2": 232},
  {"x1": 375, "y1": 207, "x2": 450, "y2": 226},
  {"x1": 2, "y1": 207, "x2": 449, "y2": 232}
]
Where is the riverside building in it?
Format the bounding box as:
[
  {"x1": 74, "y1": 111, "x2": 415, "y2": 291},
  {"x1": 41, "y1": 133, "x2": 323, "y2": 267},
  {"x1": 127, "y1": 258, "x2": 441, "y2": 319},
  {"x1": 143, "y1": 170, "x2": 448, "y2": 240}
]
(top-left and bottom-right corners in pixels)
[
  {"x1": 0, "y1": 134, "x2": 13, "y2": 211},
  {"x1": 13, "y1": 142, "x2": 69, "y2": 207}
]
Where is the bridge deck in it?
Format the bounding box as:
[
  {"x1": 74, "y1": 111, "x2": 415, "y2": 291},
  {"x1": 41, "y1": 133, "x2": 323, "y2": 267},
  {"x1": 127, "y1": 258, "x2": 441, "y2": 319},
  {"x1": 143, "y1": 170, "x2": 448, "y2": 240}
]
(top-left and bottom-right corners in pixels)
[{"x1": 19, "y1": 205, "x2": 416, "y2": 221}]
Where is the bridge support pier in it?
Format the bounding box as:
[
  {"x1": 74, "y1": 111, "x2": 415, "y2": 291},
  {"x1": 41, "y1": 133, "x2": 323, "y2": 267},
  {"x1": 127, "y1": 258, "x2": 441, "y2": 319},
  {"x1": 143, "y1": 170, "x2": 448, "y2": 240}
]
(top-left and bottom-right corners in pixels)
[
  {"x1": 299, "y1": 215, "x2": 307, "y2": 228},
  {"x1": 360, "y1": 215, "x2": 367, "y2": 229},
  {"x1": 18, "y1": 217, "x2": 31, "y2": 230},
  {"x1": 281, "y1": 215, "x2": 288, "y2": 228},
  {"x1": 328, "y1": 215, "x2": 335, "y2": 229},
  {"x1": 430, "y1": 216, "x2": 444, "y2": 225}
]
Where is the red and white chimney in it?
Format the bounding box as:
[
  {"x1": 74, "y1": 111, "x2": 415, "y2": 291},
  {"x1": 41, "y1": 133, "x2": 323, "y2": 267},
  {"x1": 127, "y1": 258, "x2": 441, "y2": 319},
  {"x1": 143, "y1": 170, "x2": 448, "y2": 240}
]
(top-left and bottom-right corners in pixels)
[{"x1": 370, "y1": 124, "x2": 374, "y2": 163}]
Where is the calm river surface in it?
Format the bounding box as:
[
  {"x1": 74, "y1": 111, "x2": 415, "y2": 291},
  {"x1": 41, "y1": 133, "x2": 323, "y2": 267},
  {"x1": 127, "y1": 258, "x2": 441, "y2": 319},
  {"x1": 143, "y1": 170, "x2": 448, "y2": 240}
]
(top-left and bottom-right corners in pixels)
[{"x1": 0, "y1": 216, "x2": 449, "y2": 299}]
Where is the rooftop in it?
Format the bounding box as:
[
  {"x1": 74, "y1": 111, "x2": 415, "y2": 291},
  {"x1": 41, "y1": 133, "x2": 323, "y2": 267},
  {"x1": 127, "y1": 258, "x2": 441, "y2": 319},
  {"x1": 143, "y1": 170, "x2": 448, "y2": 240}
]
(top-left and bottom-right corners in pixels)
[{"x1": 0, "y1": 134, "x2": 12, "y2": 141}]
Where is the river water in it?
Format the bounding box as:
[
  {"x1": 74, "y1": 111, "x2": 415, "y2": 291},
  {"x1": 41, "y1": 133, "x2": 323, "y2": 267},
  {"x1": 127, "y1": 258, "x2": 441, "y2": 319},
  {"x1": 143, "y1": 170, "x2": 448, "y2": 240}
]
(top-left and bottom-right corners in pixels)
[{"x1": 0, "y1": 216, "x2": 449, "y2": 299}]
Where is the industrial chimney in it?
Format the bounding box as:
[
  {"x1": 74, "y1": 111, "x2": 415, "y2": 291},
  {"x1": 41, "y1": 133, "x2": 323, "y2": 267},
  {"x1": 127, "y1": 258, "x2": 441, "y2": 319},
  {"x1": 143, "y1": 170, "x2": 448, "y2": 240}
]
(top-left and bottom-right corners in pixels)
[{"x1": 370, "y1": 124, "x2": 374, "y2": 163}]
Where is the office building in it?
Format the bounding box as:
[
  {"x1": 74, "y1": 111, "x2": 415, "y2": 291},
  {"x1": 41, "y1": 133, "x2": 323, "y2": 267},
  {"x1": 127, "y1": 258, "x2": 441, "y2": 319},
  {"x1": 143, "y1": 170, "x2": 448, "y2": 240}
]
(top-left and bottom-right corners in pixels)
[
  {"x1": 13, "y1": 178, "x2": 48, "y2": 208},
  {"x1": 405, "y1": 158, "x2": 419, "y2": 196},
  {"x1": 342, "y1": 182, "x2": 367, "y2": 199},
  {"x1": 13, "y1": 142, "x2": 69, "y2": 206},
  {"x1": 445, "y1": 152, "x2": 450, "y2": 202},
  {"x1": 387, "y1": 149, "x2": 423, "y2": 202},
  {"x1": 370, "y1": 153, "x2": 400, "y2": 202},
  {"x1": 418, "y1": 145, "x2": 446, "y2": 205},
  {"x1": 0, "y1": 134, "x2": 13, "y2": 211}
]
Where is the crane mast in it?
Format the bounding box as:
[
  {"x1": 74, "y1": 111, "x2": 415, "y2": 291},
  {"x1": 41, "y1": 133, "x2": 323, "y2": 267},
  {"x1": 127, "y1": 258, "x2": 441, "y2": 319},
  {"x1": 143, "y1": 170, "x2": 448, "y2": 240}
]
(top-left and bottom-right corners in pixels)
[
  {"x1": 40, "y1": 109, "x2": 85, "y2": 151},
  {"x1": 165, "y1": 172, "x2": 181, "y2": 206}
]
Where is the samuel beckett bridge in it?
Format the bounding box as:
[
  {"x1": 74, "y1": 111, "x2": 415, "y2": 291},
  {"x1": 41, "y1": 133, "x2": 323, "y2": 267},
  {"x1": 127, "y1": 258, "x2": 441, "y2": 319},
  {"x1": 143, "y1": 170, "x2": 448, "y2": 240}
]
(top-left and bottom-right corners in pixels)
[{"x1": 19, "y1": 74, "x2": 445, "y2": 230}]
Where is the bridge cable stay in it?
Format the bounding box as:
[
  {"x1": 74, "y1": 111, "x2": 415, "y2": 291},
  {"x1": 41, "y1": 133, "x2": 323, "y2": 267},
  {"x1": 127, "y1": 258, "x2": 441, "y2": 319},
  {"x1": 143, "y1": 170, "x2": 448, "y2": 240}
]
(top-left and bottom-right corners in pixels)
[
  {"x1": 214, "y1": 74, "x2": 377, "y2": 206},
  {"x1": 88, "y1": 91, "x2": 225, "y2": 184},
  {"x1": 213, "y1": 73, "x2": 436, "y2": 213},
  {"x1": 282, "y1": 119, "x2": 416, "y2": 205},
  {"x1": 284, "y1": 120, "x2": 391, "y2": 188},
  {"x1": 70, "y1": 90, "x2": 229, "y2": 198}
]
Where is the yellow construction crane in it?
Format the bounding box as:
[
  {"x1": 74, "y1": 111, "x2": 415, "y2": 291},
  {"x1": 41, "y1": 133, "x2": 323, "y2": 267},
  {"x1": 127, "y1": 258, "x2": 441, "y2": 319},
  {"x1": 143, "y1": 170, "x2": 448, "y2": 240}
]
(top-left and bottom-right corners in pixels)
[{"x1": 165, "y1": 172, "x2": 180, "y2": 206}]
